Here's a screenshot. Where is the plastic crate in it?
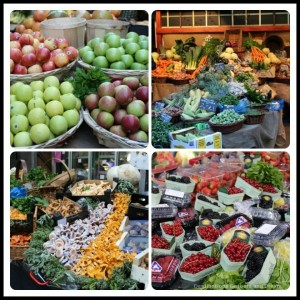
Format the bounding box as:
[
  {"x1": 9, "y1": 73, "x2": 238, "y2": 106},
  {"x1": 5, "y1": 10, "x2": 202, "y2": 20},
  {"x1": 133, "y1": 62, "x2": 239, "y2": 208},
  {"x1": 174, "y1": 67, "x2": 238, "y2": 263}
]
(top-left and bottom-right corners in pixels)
[
  {"x1": 152, "y1": 204, "x2": 178, "y2": 221},
  {"x1": 165, "y1": 175, "x2": 196, "y2": 193},
  {"x1": 161, "y1": 189, "x2": 192, "y2": 208}
]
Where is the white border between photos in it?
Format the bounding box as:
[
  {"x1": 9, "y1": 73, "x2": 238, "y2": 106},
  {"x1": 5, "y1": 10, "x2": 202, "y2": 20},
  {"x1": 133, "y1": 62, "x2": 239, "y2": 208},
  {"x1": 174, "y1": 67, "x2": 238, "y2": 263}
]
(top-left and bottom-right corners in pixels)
[{"x1": 4, "y1": 3, "x2": 296, "y2": 297}]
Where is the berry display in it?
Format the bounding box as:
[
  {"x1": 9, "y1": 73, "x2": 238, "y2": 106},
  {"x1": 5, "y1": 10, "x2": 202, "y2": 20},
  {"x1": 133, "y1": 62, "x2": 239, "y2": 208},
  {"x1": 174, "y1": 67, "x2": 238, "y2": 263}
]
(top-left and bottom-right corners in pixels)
[
  {"x1": 201, "y1": 209, "x2": 229, "y2": 220},
  {"x1": 152, "y1": 255, "x2": 180, "y2": 284},
  {"x1": 152, "y1": 235, "x2": 170, "y2": 249},
  {"x1": 224, "y1": 238, "x2": 252, "y2": 262},
  {"x1": 179, "y1": 252, "x2": 218, "y2": 274},
  {"x1": 242, "y1": 178, "x2": 278, "y2": 193},
  {"x1": 161, "y1": 220, "x2": 184, "y2": 237},
  {"x1": 168, "y1": 176, "x2": 191, "y2": 184},
  {"x1": 183, "y1": 242, "x2": 207, "y2": 251},
  {"x1": 197, "y1": 225, "x2": 220, "y2": 242},
  {"x1": 227, "y1": 187, "x2": 244, "y2": 194},
  {"x1": 245, "y1": 246, "x2": 268, "y2": 282},
  {"x1": 197, "y1": 195, "x2": 221, "y2": 207}
]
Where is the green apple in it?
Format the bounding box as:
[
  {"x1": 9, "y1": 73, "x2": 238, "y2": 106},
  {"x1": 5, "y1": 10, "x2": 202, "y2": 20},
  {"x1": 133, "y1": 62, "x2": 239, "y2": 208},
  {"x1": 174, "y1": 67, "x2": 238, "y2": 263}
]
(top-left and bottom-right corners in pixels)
[
  {"x1": 63, "y1": 109, "x2": 80, "y2": 128},
  {"x1": 82, "y1": 51, "x2": 95, "y2": 64},
  {"x1": 118, "y1": 46, "x2": 125, "y2": 56},
  {"x1": 139, "y1": 114, "x2": 148, "y2": 132},
  {"x1": 28, "y1": 98, "x2": 46, "y2": 111},
  {"x1": 60, "y1": 93, "x2": 77, "y2": 110},
  {"x1": 13, "y1": 131, "x2": 33, "y2": 147},
  {"x1": 125, "y1": 42, "x2": 140, "y2": 56},
  {"x1": 10, "y1": 114, "x2": 29, "y2": 134},
  {"x1": 126, "y1": 32, "x2": 139, "y2": 43},
  {"x1": 43, "y1": 76, "x2": 60, "y2": 89},
  {"x1": 79, "y1": 45, "x2": 92, "y2": 57},
  {"x1": 104, "y1": 32, "x2": 117, "y2": 42},
  {"x1": 30, "y1": 80, "x2": 44, "y2": 92},
  {"x1": 106, "y1": 34, "x2": 121, "y2": 48},
  {"x1": 92, "y1": 56, "x2": 109, "y2": 68},
  {"x1": 10, "y1": 101, "x2": 28, "y2": 117},
  {"x1": 15, "y1": 84, "x2": 33, "y2": 103},
  {"x1": 106, "y1": 48, "x2": 121, "y2": 63},
  {"x1": 138, "y1": 40, "x2": 148, "y2": 50},
  {"x1": 45, "y1": 115, "x2": 50, "y2": 127},
  {"x1": 10, "y1": 95, "x2": 17, "y2": 103},
  {"x1": 135, "y1": 49, "x2": 148, "y2": 64},
  {"x1": 60, "y1": 81, "x2": 74, "y2": 94},
  {"x1": 43, "y1": 86, "x2": 61, "y2": 103},
  {"x1": 138, "y1": 35, "x2": 148, "y2": 42},
  {"x1": 49, "y1": 115, "x2": 68, "y2": 136},
  {"x1": 75, "y1": 98, "x2": 81, "y2": 111},
  {"x1": 48, "y1": 131, "x2": 55, "y2": 141},
  {"x1": 10, "y1": 82, "x2": 24, "y2": 95},
  {"x1": 28, "y1": 107, "x2": 46, "y2": 125},
  {"x1": 110, "y1": 61, "x2": 126, "y2": 70},
  {"x1": 30, "y1": 123, "x2": 50, "y2": 144},
  {"x1": 10, "y1": 132, "x2": 14, "y2": 146},
  {"x1": 121, "y1": 54, "x2": 134, "y2": 68},
  {"x1": 33, "y1": 90, "x2": 44, "y2": 99},
  {"x1": 130, "y1": 62, "x2": 147, "y2": 70},
  {"x1": 46, "y1": 100, "x2": 64, "y2": 117},
  {"x1": 94, "y1": 42, "x2": 109, "y2": 57},
  {"x1": 122, "y1": 38, "x2": 135, "y2": 49},
  {"x1": 87, "y1": 37, "x2": 104, "y2": 49}
]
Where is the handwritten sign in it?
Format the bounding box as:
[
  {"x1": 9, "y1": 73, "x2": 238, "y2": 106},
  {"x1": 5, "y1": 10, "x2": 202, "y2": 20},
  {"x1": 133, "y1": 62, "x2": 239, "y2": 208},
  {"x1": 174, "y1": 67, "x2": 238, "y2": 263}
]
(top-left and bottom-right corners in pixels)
[
  {"x1": 199, "y1": 98, "x2": 218, "y2": 112},
  {"x1": 160, "y1": 113, "x2": 172, "y2": 122},
  {"x1": 154, "y1": 101, "x2": 165, "y2": 110}
]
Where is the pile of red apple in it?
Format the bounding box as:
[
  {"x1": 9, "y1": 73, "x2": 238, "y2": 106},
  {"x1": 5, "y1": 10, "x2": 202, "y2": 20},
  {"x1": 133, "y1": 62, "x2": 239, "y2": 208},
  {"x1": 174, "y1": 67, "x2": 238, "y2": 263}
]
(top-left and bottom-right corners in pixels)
[
  {"x1": 84, "y1": 74, "x2": 149, "y2": 142},
  {"x1": 10, "y1": 32, "x2": 78, "y2": 75}
]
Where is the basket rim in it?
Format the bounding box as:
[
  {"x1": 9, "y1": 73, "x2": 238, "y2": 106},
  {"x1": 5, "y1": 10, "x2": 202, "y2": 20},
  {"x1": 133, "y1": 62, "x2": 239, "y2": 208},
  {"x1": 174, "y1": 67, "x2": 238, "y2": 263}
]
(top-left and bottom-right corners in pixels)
[
  {"x1": 10, "y1": 58, "x2": 78, "y2": 83},
  {"x1": 77, "y1": 59, "x2": 148, "y2": 77},
  {"x1": 83, "y1": 108, "x2": 147, "y2": 148},
  {"x1": 208, "y1": 118, "x2": 245, "y2": 127},
  {"x1": 13, "y1": 109, "x2": 83, "y2": 149}
]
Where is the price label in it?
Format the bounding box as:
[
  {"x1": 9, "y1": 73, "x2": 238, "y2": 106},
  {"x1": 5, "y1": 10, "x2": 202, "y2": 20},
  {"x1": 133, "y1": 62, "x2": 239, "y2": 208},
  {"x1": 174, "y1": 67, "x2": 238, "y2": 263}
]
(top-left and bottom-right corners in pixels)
[
  {"x1": 255, "y1": 224, "x2": 277, "y2": 235},
  {"x1": 160, "y1": 113, "x2": 172, "y2": 122},
  {"x1": 214, "y1": 62, "x2": 225, "y2": 71},
  {"x1": 199, "y1": 98, "x2": 218, "y2": 112},
  {"x1": 57, "y1": 218, "x2": 67, "y2": 226},
  {"x1": 165, "y1": 189, "x2": 185, "y2": 198},
  {"x1": 155, "y1": 102, "x2": 165, "y2": 110}
]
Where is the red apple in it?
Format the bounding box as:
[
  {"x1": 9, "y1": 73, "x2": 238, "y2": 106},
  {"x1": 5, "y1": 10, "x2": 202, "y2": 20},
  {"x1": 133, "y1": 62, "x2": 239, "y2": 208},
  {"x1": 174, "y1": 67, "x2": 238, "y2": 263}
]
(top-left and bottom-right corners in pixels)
[
  {"x1": 10, "y1": 32, "x2": 14, "y2": 41},
  {"x1": 121, "y1": 114, "x2": 140, "y2": 133},
  {"x1": 44, "y1": 37, "x2": 59, "y2": 51},
  {"x1": 115, "y1": 85, "x2": 134, "y2": 106},
  {"x1": 10, "y1": 48, "x2": 23, "y2": 64},
  {"x1": 54, "y1": 52, "x2": 69, "y2": 67},
  {"x1": 19, "y1": 34, "x2": 34, "y2": 46},
  {"x1": 98, "y1": 96, "x2": 117, "y2": 113},
  {"x1": 23, "y1": 17, "x2": 35, "y2": 29},
  {"x1": 57, "y1": 37, "x2": 69, "y2": 50},
  {"x1": 10, "y1": 41, "x2": 21, "y2": 49},
  {"x1": 16, "y1": 24, "x2": 25, "y2": 34},
  {"x1": 32, "y1": 31, "x2": 44, "y2": 42},
  {"x1": 123, "y1": 77, "x2": 140, "y2": 90},
  {"x1": 13, "y1": 64, "x2": 27, "y2": 74},
  {"x1": 113, "y1": 109, "x2": 127, "y2": 125},
  {"x1": 42, "y1": 60, "x2": 56, "y2": 72},
  {"x1": 32, "y1": 22, "x2": 41, "y2": 32},
  {"x1": 36, "y1": 47, "x2": 51, "y2": 63},
  {"x1": 24, "y1": 29, "x2": 33, "y2": 34},
  {"x1": 109, "y1": 125, "x2": 127, "y2": 138},
  {"x1": 97, "y1": 82, "x2": 115, "y2": 97},
  {"x1": 27, "y1": 64, "x2": 43, "y2": 74},
  {"x1": 21, "y1": 45, "x2": 35, "y2": 55},
  {"x1": 64, "y1": 46, "x2": 78, "y2": 61},
  {"x1": 21, "y1": 53, "x2": 37, "y2": 67},
  {"x1": 84, "y1": 94, "x2": 99, "y2": 110},
  {"x1": 112, "y1": 79, "x2": 123, "y2": 87},
  {"x1": 32, "y1": 38, "x2": 40, "y2": 49},
  {"x1": 136, "y1": 86, "x2": 148, "y2": 102},
  {"x1": 10, "y1": 59, "x2": 14, "y2": 73},
  {"x1": 13, "y1": 32, "x2": 21, "y2": 41},
  {"x1": 49, "y1": 48, "x2": 63, "y2": 62},
  {"x1": 33, "y1": 10, "x2": 48, "y2": 22}
]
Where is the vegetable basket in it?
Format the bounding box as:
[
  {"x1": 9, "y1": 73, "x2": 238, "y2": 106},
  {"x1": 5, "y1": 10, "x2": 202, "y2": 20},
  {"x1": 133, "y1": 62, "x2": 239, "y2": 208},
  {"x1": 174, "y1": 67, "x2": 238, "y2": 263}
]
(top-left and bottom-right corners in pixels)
[
  {"x1": 83, "y1": 108, "x2": 147, "y2": 149},
  {"x1": 27, "y1": 186, "x2": 64, "y2": 202},
  {"x1": 10, "y1": 58, "x2": 78, "y2": 84},
  {"x1": 77, "y1": 59, "x2": 147, "y2": 78},
  {"x1": 208, "y1": 119, "x2": 245, "y2": 134},
  {"x1": 13, "y1": 109, "x2": 83, "y2": 149},
  {"x1": 244, "y1": 112, "x2": 265, "y2": 124}
]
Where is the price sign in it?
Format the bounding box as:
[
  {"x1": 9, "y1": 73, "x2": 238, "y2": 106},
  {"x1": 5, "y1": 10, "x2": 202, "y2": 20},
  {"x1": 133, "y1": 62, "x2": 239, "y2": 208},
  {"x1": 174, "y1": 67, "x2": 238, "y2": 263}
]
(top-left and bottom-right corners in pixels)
[
  {"x1": 199, "y1": 98, "x2": 218, "y2": 112},
  {"x1": 165, "y1": 189, "x2": 185, "y2": 198},
  {"x1": 160, "y1": 113, "x2": 172, "y2": 122},
  {"x1": 154, "y1": 101, "x2": 165, "y2": 110},
  {"x1": 57, "y1": 218, "x2": 67, "y2": 226}
]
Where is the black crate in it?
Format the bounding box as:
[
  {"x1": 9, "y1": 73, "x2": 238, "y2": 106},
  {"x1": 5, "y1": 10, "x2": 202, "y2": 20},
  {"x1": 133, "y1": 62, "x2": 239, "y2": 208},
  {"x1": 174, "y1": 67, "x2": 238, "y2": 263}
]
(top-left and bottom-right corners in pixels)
[
  {"x1": 10, "y1": 212, "x2": 34, "y2": 234},
  {"x1": 127, "y1": 192, "x2": 149, "y2": 220}
]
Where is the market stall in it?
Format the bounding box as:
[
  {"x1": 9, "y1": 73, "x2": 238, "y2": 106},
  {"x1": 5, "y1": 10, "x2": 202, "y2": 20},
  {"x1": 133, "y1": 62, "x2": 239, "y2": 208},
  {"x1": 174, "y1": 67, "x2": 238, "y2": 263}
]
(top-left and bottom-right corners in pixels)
[
  {"x1": 151, "y1": 151, "x2": 290, "y2": 290},
  {"x1": 9, "y1": 10, "x2": 149, "y2": 149},
  {"x1": 10, "y1": 151, "x2": 149, "y2": 290},
  {"x1": 151, "y1": 10, "x2": 290, "y2": 149}
]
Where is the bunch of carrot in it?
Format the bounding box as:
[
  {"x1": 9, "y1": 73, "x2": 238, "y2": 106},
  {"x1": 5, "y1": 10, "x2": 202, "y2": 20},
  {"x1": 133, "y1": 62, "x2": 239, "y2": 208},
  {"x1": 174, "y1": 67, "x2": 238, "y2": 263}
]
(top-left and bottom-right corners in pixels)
[
  {"x1": 152, "y1": 59, "x2": 174, "y2": 77},
  {"x1": 10, "y1": 234, "x2": 31, "y2": 246},
  {"x1": 191, "y1": 55, "x2": 208, "y2": 78},
  {"x1": 250, "y1": 46, "x2": 266, "y2": 62}
]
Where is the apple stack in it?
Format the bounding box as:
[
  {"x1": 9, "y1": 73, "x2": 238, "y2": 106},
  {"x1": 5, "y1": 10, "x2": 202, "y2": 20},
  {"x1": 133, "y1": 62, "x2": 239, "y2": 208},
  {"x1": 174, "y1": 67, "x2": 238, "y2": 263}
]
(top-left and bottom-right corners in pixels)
[
  {"x1": 10, "y1": 75, "x2": 82, "y2": 147},
  {"x1": 10, "y1": 32, "x2": 78, "y2": 75},
  {"x1": 84, "y1": 74, "x2": 149, "y2": 143}
]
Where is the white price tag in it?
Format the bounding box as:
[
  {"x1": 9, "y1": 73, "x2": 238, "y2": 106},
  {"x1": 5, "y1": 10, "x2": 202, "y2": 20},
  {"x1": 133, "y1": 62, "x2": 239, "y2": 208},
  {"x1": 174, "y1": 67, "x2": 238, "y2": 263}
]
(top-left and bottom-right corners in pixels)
[
  {"x1": 255, "y1": 224, "x2": 277, "y2": 235},
  {"x1": 57, "y1": 218, "x2": 67, "y2": 226},
  {"x1": 165, "y1": 189, "x2": 185, "y2": 198},
  {"x1": 152, "y1": 204, "x2": 169, "y2": 208}
]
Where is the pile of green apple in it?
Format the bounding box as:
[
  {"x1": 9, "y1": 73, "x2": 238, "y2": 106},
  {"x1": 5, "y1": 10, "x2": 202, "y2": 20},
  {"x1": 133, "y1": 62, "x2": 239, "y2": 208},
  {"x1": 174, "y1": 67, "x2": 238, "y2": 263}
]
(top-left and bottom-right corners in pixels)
[
  {"x1": 79, "y1": 31, "x2": 148, "y2": 70},
  {"x1": 84, "y1": 73, "x2": 149, "y2": 143},
  {"x1": 10, "y1": 76, "x2": 81, "y2": 147}
]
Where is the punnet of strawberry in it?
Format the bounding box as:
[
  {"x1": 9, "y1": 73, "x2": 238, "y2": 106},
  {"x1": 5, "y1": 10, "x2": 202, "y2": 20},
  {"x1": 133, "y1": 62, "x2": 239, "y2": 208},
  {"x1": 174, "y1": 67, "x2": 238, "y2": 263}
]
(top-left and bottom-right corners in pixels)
[
  {"x1": 152, "y1": 235, "x2": 171, "y2": 249},
  {"x1": 179, "y1": 252, "x2": 218, "y2": 274},
  {"x1": 161, "y1": 220, "x2": 184, "y2": 237},
  {"x1": 197, "y1": 225, "x2": 220, "y2": 242},
  {"x1": 224, "y1": 238, "x2": 252, "y2": 262}
]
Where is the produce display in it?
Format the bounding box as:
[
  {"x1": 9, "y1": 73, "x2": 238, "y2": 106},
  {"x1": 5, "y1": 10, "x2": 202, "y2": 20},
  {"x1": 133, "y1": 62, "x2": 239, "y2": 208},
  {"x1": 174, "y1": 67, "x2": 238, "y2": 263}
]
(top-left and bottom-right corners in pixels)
[
  {"x1": 41, "y1": 198, "x2": 82, "y2": 217},
  {"x1": 151, "y1": 151, "x2": 290, "y2": 290},
  {"x1": 10, "y1": 234, "x2": 31, "y2": 246},
  {"x1": 79, "y1": 31, "x2": 148, "y2": 71},
  {"x1": 209, "y1": 109, "x2": 244, "y2": 124},
  {"x1": 71, "y1": 181, "x2": 111, "y2": 196}
]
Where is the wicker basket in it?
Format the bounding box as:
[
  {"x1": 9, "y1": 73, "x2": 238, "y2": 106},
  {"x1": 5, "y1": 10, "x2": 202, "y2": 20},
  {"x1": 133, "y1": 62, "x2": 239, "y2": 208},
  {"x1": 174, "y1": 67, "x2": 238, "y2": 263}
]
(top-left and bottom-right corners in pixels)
[
  {"x1": 13, "y1": 109, "x2": 83, "y2": 149},
  {"x1": 77, "y1": 59, "x2": 148, "y2": 78},
  {"x1": 250, "y1": 104, "x2": 267, "y2": 111},
  {"x1": 10, "y1": 58, "x2": 78, "y2": 84},
  {"x1": 83, "y1": 109, "x2": 147, "y2": 149},
  {"x1": 27, "y1": 186, "x2": 64, "y2": 202},
  {"x1": 208, "y1": 119, "x2": 245, "y2": 134},
  {"x1": 244, "y1": 112, "x2": 265, "y2": 125}
]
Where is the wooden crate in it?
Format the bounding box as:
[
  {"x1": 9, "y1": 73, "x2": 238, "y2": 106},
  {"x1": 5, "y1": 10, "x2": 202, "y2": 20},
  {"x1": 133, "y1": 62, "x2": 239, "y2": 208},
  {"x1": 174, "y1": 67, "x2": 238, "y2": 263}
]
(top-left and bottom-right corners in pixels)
[
  {"x1": 224, "y1": 29, "x2": 243, "y2": 48},
  {"x1": 248, "y1": 32, "x2": 267, "y2": 46}
]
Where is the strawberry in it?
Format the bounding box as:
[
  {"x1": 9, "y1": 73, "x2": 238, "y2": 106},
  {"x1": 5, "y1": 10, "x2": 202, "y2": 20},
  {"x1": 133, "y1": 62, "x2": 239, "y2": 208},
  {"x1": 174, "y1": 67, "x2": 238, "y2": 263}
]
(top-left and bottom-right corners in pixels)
[
  {"x1": 211, "y1": 188, "x2": 218, "y2": 195},
  {"x1": 209, "y1": 181, "x2": 217, "y2": 190},
  {"x1": 227, "y1": 180, "x2": 235, "y2": 188},
  {"x1": 223, "y1": 173, "x2": 231, "y2": 181},
  {"x1": 201, "y1": 187, "x2": 211, "y2": 196},
  {"x1": 229, "y1": 220, "x2": 236, "y2": 227},
  {"x1": 195, "y1": 183, "x2": 202, "y2": 192},
  {"x1": 201, "y1": 179, "x2": 208, "y2": 188}
]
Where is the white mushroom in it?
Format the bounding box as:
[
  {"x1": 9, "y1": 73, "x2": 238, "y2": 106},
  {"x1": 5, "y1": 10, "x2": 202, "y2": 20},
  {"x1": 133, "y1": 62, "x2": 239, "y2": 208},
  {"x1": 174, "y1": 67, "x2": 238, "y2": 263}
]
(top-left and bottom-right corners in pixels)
[{"x1": 55, "y1": 248, "x2": 63, "y2": 258}]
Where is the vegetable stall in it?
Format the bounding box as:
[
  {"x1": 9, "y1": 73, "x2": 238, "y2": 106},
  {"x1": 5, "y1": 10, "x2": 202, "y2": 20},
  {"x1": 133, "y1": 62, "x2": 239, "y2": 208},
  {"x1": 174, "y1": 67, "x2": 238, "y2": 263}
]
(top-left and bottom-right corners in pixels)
[
  {"x1": 10, "y1": 152, "x2": 149, "y2": 290},
  {"x1": 152, "y1": 10, "x2": 290, "y2": 149},
  {"x1": 151, "y1": 151, "x2": 290, "y2": 290}
]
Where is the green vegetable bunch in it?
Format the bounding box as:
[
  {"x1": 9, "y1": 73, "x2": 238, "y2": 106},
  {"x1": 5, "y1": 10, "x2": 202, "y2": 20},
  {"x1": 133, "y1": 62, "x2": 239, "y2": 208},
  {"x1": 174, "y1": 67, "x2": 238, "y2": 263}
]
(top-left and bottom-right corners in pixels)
[
  {"x1": 235, "y1": 72, "x2": 254, "y2": 83},
  {"x1": 209, "y1": 109, "x2": 244, "y2": 124},
  {"x1": 203, "y1": 38, "x2": 225, "y2": 65},
  {"x1": 219, "y1": 95, "x2": 239, "y2": 106},
  {"x1": 244, "y1": 84, "x2": 270, "y2": 104},
  {"x1": 242, "y1": 37, "x2": 263, "y2": 51},
  {"x1": 114, "y1": 179, "x2": 136, "y2": 195},
  {"x1": 10, "y1": 176, "x2": 22, "y2": 189},
  {"x1": 24, "y1": 166, "x2": 58, "y2": 187},
  {"x1": 246, "y1": 161, "x2": 283, "y2": 190},
  {"x1": 185, "y1": 46, "x2": 203, "y2": 70},
  {"x1": 10, "y1": 195, "x2": 48, "y2": 214}
]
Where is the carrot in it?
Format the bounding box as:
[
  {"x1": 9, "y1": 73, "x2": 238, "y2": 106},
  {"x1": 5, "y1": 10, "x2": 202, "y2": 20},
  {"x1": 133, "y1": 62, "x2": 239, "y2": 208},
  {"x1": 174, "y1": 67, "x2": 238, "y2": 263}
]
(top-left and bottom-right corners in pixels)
[
  {"x1": 152, "y1": 59, "x2": 174, "y2": 77},
  {"x1": 191, "y1": 55, "x2": 208, "y2": 78},
  {"x1": 250, "y1": 46, "x2": 266, "y2": 62}
]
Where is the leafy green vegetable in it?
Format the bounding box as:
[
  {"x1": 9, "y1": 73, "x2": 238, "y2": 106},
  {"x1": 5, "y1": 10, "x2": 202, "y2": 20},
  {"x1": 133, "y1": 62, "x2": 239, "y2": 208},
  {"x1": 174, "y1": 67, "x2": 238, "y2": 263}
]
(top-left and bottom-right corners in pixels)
[
  {"x1": 242, "y1": 37, "x2": 263, "y2": 51},
  {"x1": 10, "y1": 176, "x2": 23, "y2": 189},
  {"x1": 66, "y1": 67, "x2": 110, "y2": 101},
  {"x1": 174, "y1": 37, "x2": 196, "y2": 62},
  {"x1": 249, "y1": 61, "x2": 271, "y2": 70},
  {"x1": 246, "y1": 161, "x2": 283, "y2": 190},
  {"x1": 219, "y1": 95, "x2": 239, "y2": 106},
  {"x1": 114, "y1": 179, "x2": 135, "y2": 195},
  {"x1": 244, "y1": 84, "x2": 270, "y2": 104},
  {"x1": 10, "y1": 195, "x2": 48, "y2": 214},
  {"x1": 185, "y1": 46, "x2": 203, "y2": 69},
  {"x1": 24, "y1": 166, "x2": 58, "y2": 187},
  {"x1": 235, "y1": 72, "x2": 254, "y2": 83},
  {"x1": 203, "y1": 38, "x2": 225, "y2": 65}
]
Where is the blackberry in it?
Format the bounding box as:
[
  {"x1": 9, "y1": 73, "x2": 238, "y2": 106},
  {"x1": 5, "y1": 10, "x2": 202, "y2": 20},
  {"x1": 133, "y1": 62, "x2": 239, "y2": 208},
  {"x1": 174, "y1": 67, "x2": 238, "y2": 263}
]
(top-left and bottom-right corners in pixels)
[
  {"x1": 245, "y1": 269, "x2": 259, "y2": 282},
  {"x1": 181, "y1": 176, "x2": 191, "y2": 184},
  {"x1": 220, "y1": 213, "x2": 229, "y2": 219},
  {"x1": 168, "y1": 176, "x2": 176, "y2": 181},
  {"x1": 202, "y1": 209, "x2": 213, "y2": 216},
  {"x1": 209, "y1": 212, "x2": 220, "y2": 219},
  {"x1": 152, "y1": 187, "x2": 159, "y2": 194},
  {"x1": 247, "y1": 259, "x2": 258, "y2": 271},
  {"x1": 176, "y1": 178, "x2": 182, "y2": 183},
  {"x1": 198, "y1": 195, "x2": 210, "y2": 203},
  {"x1": 191, "y1": 242, "x2": 206, "y2": 251},
  {"x1": 213, "y1": 202, "x2": 220, "y2": 207}
]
